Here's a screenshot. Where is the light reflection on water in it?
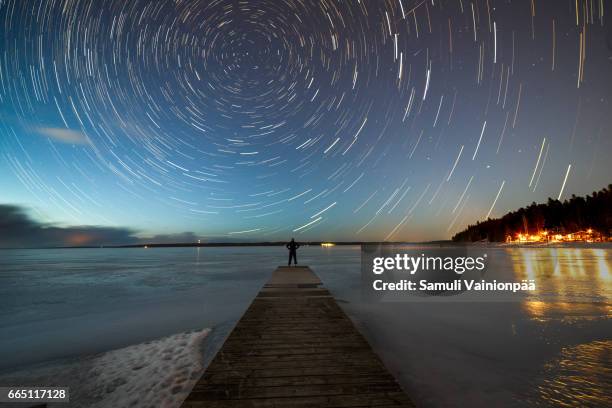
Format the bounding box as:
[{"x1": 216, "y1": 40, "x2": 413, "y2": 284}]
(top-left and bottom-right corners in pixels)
[
  {"x1": 508, "y1": 247, "x2": 611, "y2": 407},
  {"x1": 511, "y1": 247, "x2": 611, "y2": 304},
  {"x1": 533, "y1": 340, "x2": 612, "y2": 408}
]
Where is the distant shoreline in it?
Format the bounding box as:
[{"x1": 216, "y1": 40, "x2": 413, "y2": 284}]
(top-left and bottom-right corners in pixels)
[
  {"x1": 2, "y1": 240, "x2": 610, "y2": 250},
  {"x1": 0, "y1": 241, "x2": 452, "y2": 249}
]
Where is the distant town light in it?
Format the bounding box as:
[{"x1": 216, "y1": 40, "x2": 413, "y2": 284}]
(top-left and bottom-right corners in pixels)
[{"x1": 506, "y1": 228, "x2": 604, "y2": 243}]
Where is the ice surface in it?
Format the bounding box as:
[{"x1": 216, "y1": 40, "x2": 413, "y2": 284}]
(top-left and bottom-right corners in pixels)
[{"x1": 0, "y1": 328, "x2": 210, "y2": 408}]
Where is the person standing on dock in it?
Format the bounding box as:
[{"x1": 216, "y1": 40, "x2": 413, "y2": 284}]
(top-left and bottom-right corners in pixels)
[{"x1": 286, "y1": 238, "x2": 300, "y2": 266}]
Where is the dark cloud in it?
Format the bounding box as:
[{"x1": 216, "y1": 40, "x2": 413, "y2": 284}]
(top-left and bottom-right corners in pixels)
[
  {"x1": 0, "y1": 204, "x2": 259, "y2": 248},
  {"x1": 0, "y1": 204, "x2": 138, "y2": 248},
  {"x1": 144, "y1": 232, "x2": 200, "y2": 244},
  {"x1": 0, "y1": 204, "x2": 220, "y2": 248}
]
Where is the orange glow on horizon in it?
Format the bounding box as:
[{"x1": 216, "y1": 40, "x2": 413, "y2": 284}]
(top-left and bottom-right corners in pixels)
[{"x1": 506, "y1": 228, "x2": 606, "y2": 243}]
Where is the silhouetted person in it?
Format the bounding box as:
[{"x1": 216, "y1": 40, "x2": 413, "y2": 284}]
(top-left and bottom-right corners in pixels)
[{"x1": 286, "y1": 238, "x2": 300, "y2": 266}]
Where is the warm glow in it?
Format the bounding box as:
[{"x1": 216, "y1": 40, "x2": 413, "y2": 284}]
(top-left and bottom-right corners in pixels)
[
  {"x1": 67, "y1": 233, "x2": 93, "y2": 246},
  {"x1": 321, "y1": 242, "x2": 335, "y2": 247},
  {"x1": 506, "y1": 228, "x2": 606, "y2": 243},
  {"x1": 511, "y1": 247, "x2": 612, "y2": 319}
]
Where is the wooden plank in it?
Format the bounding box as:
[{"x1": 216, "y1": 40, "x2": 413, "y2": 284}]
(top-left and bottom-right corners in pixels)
[
  {"x1": 265, "y1": 266, "x2": 322, "y2": 287},
  {"x1": 182, "y1": 266, "x2": 414, "y2": 408}
]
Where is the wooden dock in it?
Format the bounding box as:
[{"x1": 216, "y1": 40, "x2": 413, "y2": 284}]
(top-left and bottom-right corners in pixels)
[{"x1": 182, "y1": 266, "x2": 414, "y2": 407}]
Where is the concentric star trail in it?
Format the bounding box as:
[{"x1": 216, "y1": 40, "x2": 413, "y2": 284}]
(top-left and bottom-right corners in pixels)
[{"x1": 0, "y1": 0, "x2": 610, "y2": 241}]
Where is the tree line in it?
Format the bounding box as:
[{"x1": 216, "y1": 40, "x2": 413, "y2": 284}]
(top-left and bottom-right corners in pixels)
[{"x1": 452, "y1": 184, "x2": 612, "y2": 242}]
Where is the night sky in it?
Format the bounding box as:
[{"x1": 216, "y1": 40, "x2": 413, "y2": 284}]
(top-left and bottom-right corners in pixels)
[{"x1": 1, "y1": 0, "x2": 611, "y2": 244}]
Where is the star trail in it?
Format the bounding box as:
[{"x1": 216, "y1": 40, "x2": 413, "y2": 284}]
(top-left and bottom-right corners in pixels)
[{"x1": 0, "y1": 0, "x2": 610, "y2": 242}]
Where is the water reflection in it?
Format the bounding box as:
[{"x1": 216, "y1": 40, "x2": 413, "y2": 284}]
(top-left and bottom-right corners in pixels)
[
  {"x1": 510, "y1": 247, "x2": 611, "y2": 311},
  {"x1": 533, "y1": 340, "x2": 612, "y2": 408},
  {"x1": 510, "y1": 247, "x2": 611, "y2": 407}
]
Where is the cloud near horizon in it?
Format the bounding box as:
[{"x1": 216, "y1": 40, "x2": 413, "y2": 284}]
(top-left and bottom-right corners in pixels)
[
  {"x1": 140, "y1": 232, "x2": 200, "y2": 244},
  {"x1": 0, "y1": 204, "x2": 207, "y2": 248},
  {"x1": 0, "y1": 204, "x2": 137, "y2": 248}
]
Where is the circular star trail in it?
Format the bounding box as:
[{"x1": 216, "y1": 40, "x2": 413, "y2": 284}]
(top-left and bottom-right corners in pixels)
[{"x1": 0, "y1": 0, "x2": 610, "y2": 241}]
